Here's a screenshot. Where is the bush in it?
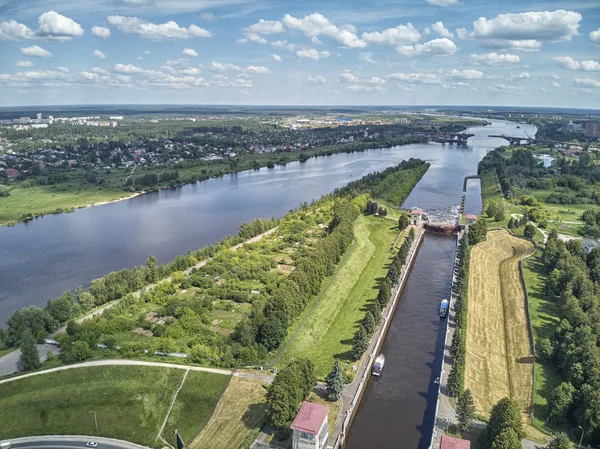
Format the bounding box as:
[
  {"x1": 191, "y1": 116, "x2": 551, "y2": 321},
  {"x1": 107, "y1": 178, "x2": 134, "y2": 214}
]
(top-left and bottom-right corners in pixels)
[{"x1": 0, "y1": 185, "x2": 11, "y2": 197}]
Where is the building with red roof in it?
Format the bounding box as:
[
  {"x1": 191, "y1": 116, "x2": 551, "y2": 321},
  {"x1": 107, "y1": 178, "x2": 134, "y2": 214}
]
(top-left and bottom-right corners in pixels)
[
  {"x1": 290, "y1": 401, "x2": 329, "y2": 449},
  {"x1": 465, "y1": 214, "x2": 478, "y2": 226},
  {"x1": 440, "y1": 435, "x2": 471, "y2": 449},
  {"x1": 410, "y1": 208, "x2": 423, "y2": 226}
]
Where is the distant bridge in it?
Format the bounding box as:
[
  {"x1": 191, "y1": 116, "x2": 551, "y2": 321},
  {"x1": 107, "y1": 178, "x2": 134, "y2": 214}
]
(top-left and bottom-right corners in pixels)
[
  {"x1": 428, "y1": 132, "x2": 475, "y2": 146},
  {"x1": 488, "y1": 134, "x2": 535, "y2": 146},
  {"x1": 489, "y1": 134, "x2": 600, "y2": 150}
]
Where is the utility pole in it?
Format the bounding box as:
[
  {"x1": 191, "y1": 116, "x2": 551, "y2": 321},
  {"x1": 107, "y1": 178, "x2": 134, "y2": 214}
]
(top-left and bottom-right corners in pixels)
[
  {"x1": 89, "y1": 411, "x2": 98, "y2": 434},
  {"x1": 579, "y1": 426, "x2": 585, "y2": 448}
]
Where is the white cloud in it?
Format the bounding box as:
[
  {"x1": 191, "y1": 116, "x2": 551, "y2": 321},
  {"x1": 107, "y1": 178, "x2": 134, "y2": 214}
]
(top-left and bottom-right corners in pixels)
[
  {"x1": 92, "y1": 26, "x2": 111, "y2": 39},
  {"x1": 296, "y1": 48, "x2": 331, "y2": 60},
  {"x1": 397, "y1": 38, "x2": 456, "y2": 57},
  {"x1": 489, "y1": 84, "x2": 524, "y2": 93},
  {"x1": 308, "y1": 75, "x2": 326, "y2": 85},
  {"x1": 554, "y1": 57, "x2": 600, "y2": 72},
  {"x1": 551, "y1": 74, "x2": 560, "y2": 80},
  {"x1": 283, "y1": 13, "x2": 366, "y2": 48},
  {"x1": 93, "y1": 50, "x2": 106, "y2": 59},
  {"x1": 591, "y1": 29, "x2": 600, "y2": 46},
  {"x1": 346, "y1": 84, "x2": 385, "y2": 92},
  {"x1": 507, "y1": 72, "x2": 530, "y2": 80},
  {"x1": 427, "y1": 21, "x2": 453, "y2": 38},
  {"x1": 21, "y1": 45, "x2": 53, "y2": 58},
  {"x1": 122, "y1": 0, "x2": 148, "y2": 4},
  {"x1": 144, "y1": 50, "x2": 151, "y2": 55},
  {"x1": 396, "y1": 84, "x2": 416, "y2": 91},
  {"x1": 210, "y1": 62, "x2": 242, "y2": 72},
  {"x1": 573, "y1": 78, "x2": 600, "y2": 89},
  {"x1": 387, "y1": 72, "x2": 442, "y2": 84},
  {"x1": 57, "y1": 66, "x2": 69, "y2": 73},
  {"x1": 182, "y1": 48, "x2": 199, "y2": 57},
  {"x1": 272, "y1": 54, "x2": 282, "y2": 62},
  {"x1": 460, "y1": 10, "x2": 581, "y2": 50},
  {"x1": 114, "y1": 63, "x2": 143, "y2": 73},
  {"x1": 200, "y1": 12, "x2": 216, "y2": 22},
  {"x1": 15, "y1": 61, "x2": 34, "y2": 67},
  {"x1": 362, "y1": 23, "x2": 421, "y2": 46},
  {"x1": 468, "y1": 52, "x2": 520, "y2": 66},
  {"x1": 136, "y1": 56, "x2": 143, "y2": 60},
  {"x1": 447, "y1": 69, "x2": 484, "y2": 80},
  {"x1": 246, "y1": 66, "x2": 270, "y2": 74},
  {"x1": 237, "y1": 33, "x2": 267, "y2": 44},
  {"x1": 339, "y1": 72, "x2": 358, "y2": 83},
  {"x1": 426, "y1": 0, "x2": 460, "y2": 6},
  {"x1": 107, "y1": 16, "x2": 212, "y2": 40},
  {"x1": 92, "y1": 67, "x2": 110, "y2": 75},
  {"x1": 552, "y1": 82, "x2": 561, "y2": 88},
  {"x1": 165, "y1": 58, "x2": 189, "y2": 67},
  {"x1": 1, "y1": 11, "x2": 83, "y2": 41},
  {"x1": 243, "y1": 19, "x2": 284, "y2": 35},
  {"x1": 359, "y1": 52, "x2": 376, "y2": 64}
]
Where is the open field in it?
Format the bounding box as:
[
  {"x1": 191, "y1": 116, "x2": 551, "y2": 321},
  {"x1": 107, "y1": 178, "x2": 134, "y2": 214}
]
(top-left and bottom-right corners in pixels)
[
  {"x1": 189, "y1": 377, "x2": 268, "y2": 449},
  {"x1": 0, "y1": 365, "x2": 228, "y2": 447},
  {"x1": 274, "y1": 214, "x2": 398, "y2": 378},
  {"x1": 465, "y1": 230, "x2": 534, "y2": 416}
]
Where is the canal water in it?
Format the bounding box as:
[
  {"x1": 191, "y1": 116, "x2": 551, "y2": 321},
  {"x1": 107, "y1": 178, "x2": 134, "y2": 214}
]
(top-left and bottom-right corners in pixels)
[{"x1": 0, "y1": 119, "x2": 535, "y2": 325}]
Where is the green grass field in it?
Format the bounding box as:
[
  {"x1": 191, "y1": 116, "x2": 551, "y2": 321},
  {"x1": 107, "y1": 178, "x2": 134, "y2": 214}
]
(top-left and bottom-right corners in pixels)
[
  {"x1": 275, "y1": 214, "x2": 398, "y2": 378},
  {"x1": 521, "y1": 246, "x2": 562, "y2": 434},
  {"x1": 0, "y1": 366, "x2": 228, "y2": 447},
  {"x1": 0, "y1": 184, "x2": 133, "y2": 225},
  {"x1": 163, "y1": 371, "x2": 230, "y2": 445}
]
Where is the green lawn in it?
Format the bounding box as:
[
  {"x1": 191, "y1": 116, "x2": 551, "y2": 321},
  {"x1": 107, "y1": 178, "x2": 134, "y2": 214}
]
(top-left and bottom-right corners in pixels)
[
  {"x1": 521, "y1": 246, "x2": 562, "y2": 434},
  {"x1": 275, "y1": 214, "x2": 398, "y2": 378},
  {"x1": 0, "y1": 366, "x2": 228, "y2": 447},
  {"x1": 0, "y1": 184, "x2": 132, "y2": 225},
  {"x1": 163, "y1": 371, "x2": 230, "y2": 445}
]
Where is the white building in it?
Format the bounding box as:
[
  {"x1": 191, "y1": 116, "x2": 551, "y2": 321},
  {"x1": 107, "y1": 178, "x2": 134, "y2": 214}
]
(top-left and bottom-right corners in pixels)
[
  {"x1": 410, "y1": 209, "x2": 423, "y2": 226},
  {"x1": 290, "y1": 401, "x2": 329, "y2": 449},
  {"x1": 465, "y1": 214, "x2": 477, "y2": 227}
]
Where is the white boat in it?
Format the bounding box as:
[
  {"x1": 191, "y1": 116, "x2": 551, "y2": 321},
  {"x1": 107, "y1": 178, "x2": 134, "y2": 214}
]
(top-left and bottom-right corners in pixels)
[
  {"x1": 372, "y1": 354, "x2": 385, "y2": 377},
  {"x1": 439, "y1": 299, "x2": 449, "y2": 318}
]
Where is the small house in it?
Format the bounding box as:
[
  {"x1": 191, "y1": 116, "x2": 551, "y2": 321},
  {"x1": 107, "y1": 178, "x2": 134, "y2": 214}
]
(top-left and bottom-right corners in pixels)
[
  {"x1": 440, "y1": 435, "x2": 471, "y2": 449},
  {"x1": 290, "y1": 401, "x2": 329, "y2": 449},
  {"x1": 410, "y1": 209, "x2": 423, "y2": 226},
  {"x1": 465, "y1": 214, "x2": 477, "y2": 226}
]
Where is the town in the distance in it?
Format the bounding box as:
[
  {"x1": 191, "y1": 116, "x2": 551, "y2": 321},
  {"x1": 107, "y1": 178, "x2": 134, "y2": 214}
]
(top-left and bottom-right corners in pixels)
[{"x1": 1, "y1": 2, "x2": 600, "y2": 449}]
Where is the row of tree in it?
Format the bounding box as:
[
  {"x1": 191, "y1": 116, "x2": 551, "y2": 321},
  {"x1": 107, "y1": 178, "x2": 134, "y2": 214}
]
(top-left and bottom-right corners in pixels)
[
  {"x1": 448, "y1": 232, "x2": 470, "y2": 397},
  {"x1": 350, "y1": 227, "x2": 417, "y2": 361}
]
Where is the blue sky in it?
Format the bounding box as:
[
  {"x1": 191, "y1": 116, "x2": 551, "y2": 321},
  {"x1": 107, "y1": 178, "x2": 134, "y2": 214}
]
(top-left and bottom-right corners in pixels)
[{"x1": 0, "y1": 0, "x2": 599, "y2": 108}]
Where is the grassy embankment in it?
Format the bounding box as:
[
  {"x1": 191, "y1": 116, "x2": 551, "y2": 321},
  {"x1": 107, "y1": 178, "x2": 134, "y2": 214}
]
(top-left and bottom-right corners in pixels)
[
  {"x1": 0, "y1": 137, "x2": 423, "y2": 226},
  {"x1": 274, "y1": 214, "x2": 399, "y2": 378},
  {"x1": 0, "y1": 366, "x2": 228, "y2": 447},
  {"x1": 189, "y1": 377, "x2": 268, "y2": 449},
  {"x1": 464, "y1": 230, "x2": 534, "y2": 417}
]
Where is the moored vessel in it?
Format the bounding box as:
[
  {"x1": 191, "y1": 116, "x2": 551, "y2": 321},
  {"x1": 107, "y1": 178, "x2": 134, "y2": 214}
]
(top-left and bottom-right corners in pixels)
[{"x1": 371, "y1": 354, "x2": 385, "y2": 377}]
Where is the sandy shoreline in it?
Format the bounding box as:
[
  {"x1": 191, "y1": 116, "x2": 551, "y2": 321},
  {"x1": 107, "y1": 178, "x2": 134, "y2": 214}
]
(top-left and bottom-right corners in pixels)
[{"x1": 82, "y1": 190, "x2": 146, "y2": 209}]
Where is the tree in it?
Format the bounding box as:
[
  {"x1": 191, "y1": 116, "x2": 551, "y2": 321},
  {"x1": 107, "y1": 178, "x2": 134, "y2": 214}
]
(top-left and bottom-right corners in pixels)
[
  {"x1": 398, "y1": 213, "x2": 410, "y2": 230},
  {"x1": 19, "y1": 329, "x2": 41, "y2": 371},
  {"x1": 387, "y1": 263, "x2": 399, "y2": 283},
  {"x1": 326, "y1": 359, "x2": 344, "y2": 401},
  {"x1": 367, "y1": 301, "x2": 382, "y2": 325},
  {"x1": 487, "y1": 202, "x2": 499, "y2": 219},
  {"x1": 258, "y1": 313, "x2": 287, "y2": 351},
  {"x1": 495, "y1": 205, "x2": 505, "y2": 222},
  {"x1": 351, "y1": 325, "x2": 369, "y2": 360},
  {"x1": 548, "y1": 382, "x2": 575, "y2": 425},
  {"x1": 490, "y1": 428, "x2": 521, "y2": 449},
  {"x1": 456, "y1": 389, "x2": 476, "y2": 431},
  {"x1": 361, "y1": 311, "x2": 376, "y2": 335},
  {"x1": 447, "y1": 363, "x2": 463, "y2": 397},
  {"x1": 0, "y1": 185, "x2": 11, "y2": 197},
  {"x1": 524, "y1": 223, "x2": 536, "y2": 239},
  {"x1": 486, "y1": 397, "x2": 524, "y2": 447},
  {"x1": 72, "y1": 340, "x2": 93, "y2": 361},
  {"x1": 469, "y1": 219, "x2": 488, "y2": 245},
  {"x1": 377, "y1": 280, "x2": 391, "y2": 307},
  {"x1": 507, "y1": 217, "x2": 515, "y2": 229},
  {"x1": 146, "y1": 255, "x2": 158, "y2": 283},
  {"x1": 546, "y1": 433, "x2": 573, "y2": 449}
]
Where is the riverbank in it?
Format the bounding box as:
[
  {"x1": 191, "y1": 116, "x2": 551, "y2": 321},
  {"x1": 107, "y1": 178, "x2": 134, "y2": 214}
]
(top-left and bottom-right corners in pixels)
[{"x1": 0, "y1": 137, "x2": 425, "y2": 227}]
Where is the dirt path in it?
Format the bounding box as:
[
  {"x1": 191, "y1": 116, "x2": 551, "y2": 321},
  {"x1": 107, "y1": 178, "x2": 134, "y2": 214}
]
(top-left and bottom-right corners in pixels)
[{"x1": 465, "y1": 230, "x2": 534, "y2": 415}]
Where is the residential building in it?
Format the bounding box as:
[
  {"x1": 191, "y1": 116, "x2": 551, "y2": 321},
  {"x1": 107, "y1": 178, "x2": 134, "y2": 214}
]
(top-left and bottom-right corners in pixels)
[
  {"x1": 585, "y1": 122, "x2": 599, "y2": 138},
  {"x1": 440, "y1": 435, "x2": 470, "y2": 449},
  {"x1": 565, "y1": 121, "x2": 583, "y2": 132},
  {"x1": 290, "y1": 401, "x2": 329, "y2": 449}
]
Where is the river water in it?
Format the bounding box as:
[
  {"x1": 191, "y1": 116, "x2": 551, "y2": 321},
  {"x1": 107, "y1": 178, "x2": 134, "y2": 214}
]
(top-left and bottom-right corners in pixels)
[{"x1": 0, "y1": 119, "x2": 535, "y2": 329}]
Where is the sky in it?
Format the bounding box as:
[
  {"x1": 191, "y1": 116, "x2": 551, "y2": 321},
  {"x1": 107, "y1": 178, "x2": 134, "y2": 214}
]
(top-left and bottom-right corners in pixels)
[{"x1": 0, "y1": 0, "x2": 599, "y2": 108}]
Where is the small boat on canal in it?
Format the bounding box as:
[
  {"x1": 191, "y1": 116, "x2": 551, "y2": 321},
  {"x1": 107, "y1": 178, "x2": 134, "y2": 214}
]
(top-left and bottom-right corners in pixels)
[
  {"x1": 439, "y1": 299, "x2": 449, "y2": 318},
  {"x1": 372, "y1": 354, "x2": 385, "y2": 377}
]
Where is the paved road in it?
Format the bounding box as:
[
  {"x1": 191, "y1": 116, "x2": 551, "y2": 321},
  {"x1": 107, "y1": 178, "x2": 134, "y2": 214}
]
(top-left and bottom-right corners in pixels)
[
  {"x1": 0, "y1": 359, "x2": 274, "y2": 386},
  {"x1": 2, "y1": 436, "x2": 148, "y2": 449},
  {"x1": 0, "y1": 343, "x2": 59, "y2": 377}
]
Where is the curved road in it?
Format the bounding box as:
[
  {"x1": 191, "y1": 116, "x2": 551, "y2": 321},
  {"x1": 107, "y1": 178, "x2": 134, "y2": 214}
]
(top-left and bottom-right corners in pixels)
[
  {"x1": 0, "y1": 359, "x2": 274, "y2": 386},
  {"x1": 2, "y1": 436, "x2": 148, "y2": 449}
]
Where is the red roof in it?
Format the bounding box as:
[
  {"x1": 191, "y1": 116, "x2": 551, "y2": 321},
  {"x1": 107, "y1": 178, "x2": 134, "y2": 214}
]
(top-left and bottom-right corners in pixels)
[
  {"x1": 290, "y1": 401, "x2": 329, "y2": 435},
  {"x1": 465, "y1": 214, "x2": 477, "y2": 220},
  {"x1": 440, "y1": 435, "x2": 471, "y2": 449},
  {"x1": 411, "y1": 209, "x2": 423, "y2": 215}
]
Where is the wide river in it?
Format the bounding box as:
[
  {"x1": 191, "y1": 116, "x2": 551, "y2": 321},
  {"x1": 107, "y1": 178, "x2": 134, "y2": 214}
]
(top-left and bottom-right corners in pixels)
[{"x1": 0, "y1": 119, "x2": 535, "y2": 328}]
